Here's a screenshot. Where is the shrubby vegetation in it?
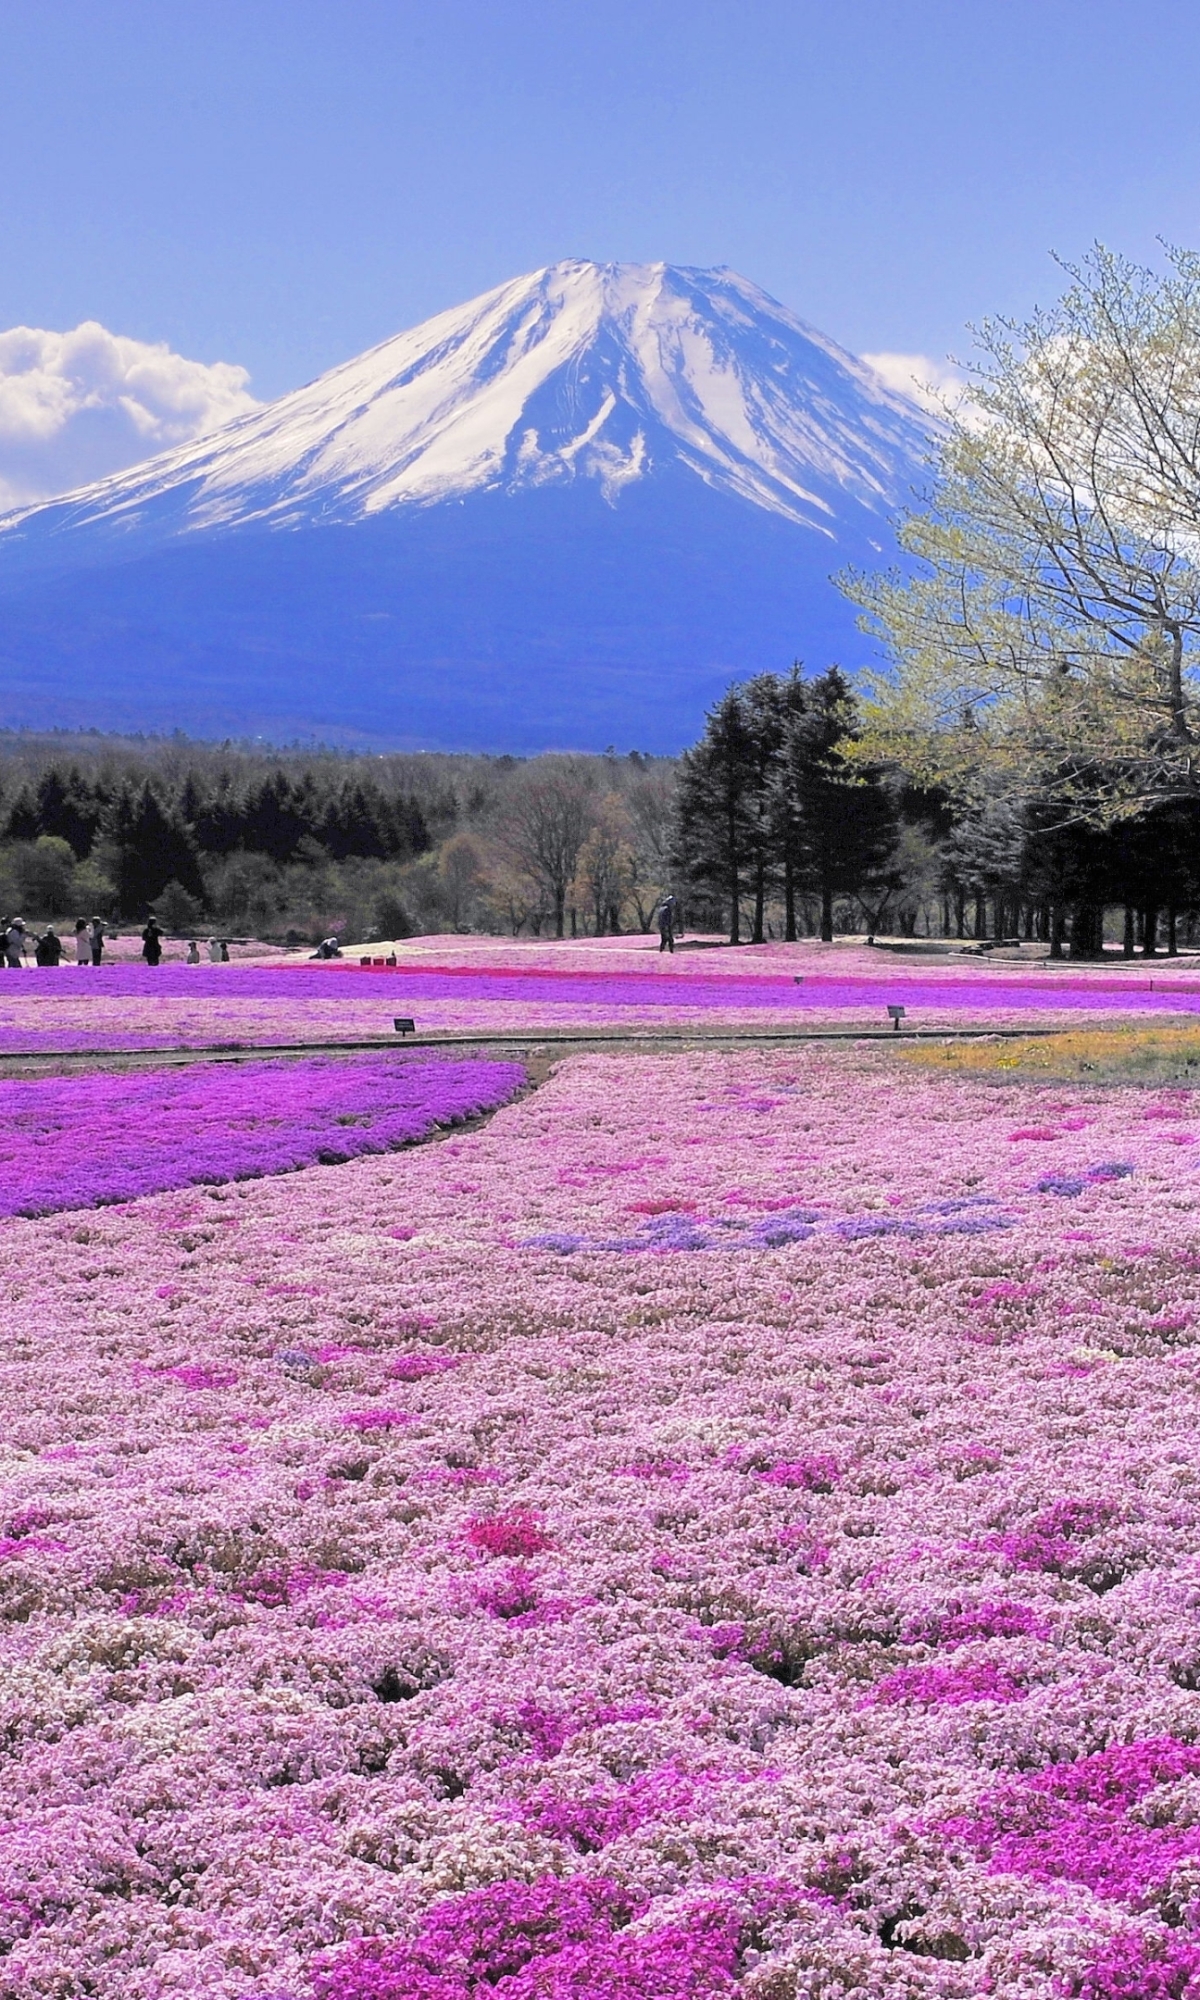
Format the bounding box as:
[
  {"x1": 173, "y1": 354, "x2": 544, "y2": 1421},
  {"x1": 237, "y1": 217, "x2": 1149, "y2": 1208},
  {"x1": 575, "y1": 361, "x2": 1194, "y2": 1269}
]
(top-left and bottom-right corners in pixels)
[{"x1": 0, "y1": 734, "x2": 677, "y2": 943}]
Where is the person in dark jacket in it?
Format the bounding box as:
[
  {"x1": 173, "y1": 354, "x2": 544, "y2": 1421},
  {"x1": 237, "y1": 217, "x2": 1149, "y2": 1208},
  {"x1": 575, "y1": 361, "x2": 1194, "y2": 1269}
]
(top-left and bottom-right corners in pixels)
[
  {"x1": 34, "y1": 926, "x2": 63, "y2": 967},
  {"x1": 141, "y1": 919, "x2": 163, "y2": 967},
  {"x1": 656, "y1": 895, "x2": 679, "y2": 954}
]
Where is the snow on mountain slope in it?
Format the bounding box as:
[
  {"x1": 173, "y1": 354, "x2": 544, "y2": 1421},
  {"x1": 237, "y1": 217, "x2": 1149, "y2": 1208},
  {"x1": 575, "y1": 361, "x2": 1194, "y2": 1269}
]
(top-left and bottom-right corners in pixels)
[
  {"x1": 0, "y1": 261, "x2": 931, "y2": 547},
  {"x1": 0, "y1": 263, "x2": 934, "y2": 750}
]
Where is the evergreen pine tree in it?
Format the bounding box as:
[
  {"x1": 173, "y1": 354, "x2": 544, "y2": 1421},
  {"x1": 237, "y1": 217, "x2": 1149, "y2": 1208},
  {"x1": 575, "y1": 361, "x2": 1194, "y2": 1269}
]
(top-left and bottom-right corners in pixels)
[
  {"x1": 675, "y1": 688, "x2": 760, "y2": 943},
  {"x1": 781, "y1": 668, "x2": 899, "y2": 941}
]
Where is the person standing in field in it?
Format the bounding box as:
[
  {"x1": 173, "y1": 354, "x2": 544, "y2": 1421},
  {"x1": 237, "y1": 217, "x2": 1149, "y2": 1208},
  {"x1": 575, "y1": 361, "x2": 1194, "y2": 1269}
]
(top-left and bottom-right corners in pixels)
[
  {"x1": 141, "y1": 918, "x2": 163, "y2": 967},
  {"x1": 186, "y1": 940, "x2": 201, "y2": 964},
  {"x1": 207, "y1": 937, "x2": 222, "y2": 963},
  {"x1": 657, "y1": 895, "x2": 678, "y2": 954},
  {"x1": 34, "y1": 926, "x2": 63, "y2": 967},
  {"x1": 74, "y1": 919, "x2": 90, "y2": 965},
  {"x1": 88, "y1": 917, "x2": 109, "y2": 967},
  {"x1": 4, "y1": 919, "x2": 29, "y2": 968}
]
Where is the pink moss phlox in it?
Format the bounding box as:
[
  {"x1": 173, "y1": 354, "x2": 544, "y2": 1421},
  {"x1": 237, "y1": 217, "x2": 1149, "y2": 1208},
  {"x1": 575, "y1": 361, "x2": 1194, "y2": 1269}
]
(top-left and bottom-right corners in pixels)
[
  {"x1": 473, "y1": 1563, "x2": 543, "y2": 1621},
  {"x1": 466, "y1": 1511, "x2": 553, "y2": 1558},
  {"x1": 311, "y1": 1874, "x2": 741, "y2": 2000},
  {"x1": 339, "y1": 1409, "x2": 411, "y2": 1432},
  {"x1": 165, "y1": 1362, "x2": 239, "y2": 1389},
  {"x1": 757, "y1": 1454, "x2": 840, "y2": 1492},
  {"x1": 947, "y1": 1738, "x2": 1200, "y2": 1902},
  {"x1": 1071, "y1": 1929, "x2": 1200, "y2": 1999},
  {"x1": 870, "y1": 1659, "x2": 1027, "y2": 1708},
  {"x1": 617, "y1": 1454, "x2": 690, "y2": 1481},
  {"x1": 389, "y1": 1352, "x2": 461, "y2": 1381},
  {"x1": 0, "y1": 1052, "x2": 524, "y2": 1217},
  {"x1": 517, "y1": 1762, "x2": 696, "y2": 1851},
  {"x1": 906, "y1": 1600, "x2": 1049, "y2": 1647}
]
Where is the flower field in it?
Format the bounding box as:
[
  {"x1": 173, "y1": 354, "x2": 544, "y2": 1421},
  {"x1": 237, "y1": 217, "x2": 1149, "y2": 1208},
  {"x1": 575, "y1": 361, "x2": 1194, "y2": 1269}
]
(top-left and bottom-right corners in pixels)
[
  {"x1": 4, "y1": 1029, "x2": 1200, "y2": 1996},
  {"x1": 2, "y1": 948, "x2": 1200, "y2": 1055},
  {"x1": 0, "y1": 1055, "x2": 526, "y2": 1217}
]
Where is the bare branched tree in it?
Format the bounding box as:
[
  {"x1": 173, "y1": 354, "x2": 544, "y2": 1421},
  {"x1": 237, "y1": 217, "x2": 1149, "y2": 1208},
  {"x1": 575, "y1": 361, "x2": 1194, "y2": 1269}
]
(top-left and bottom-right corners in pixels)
[{"x1": 495, "y1": 757, "x2": 598, "y2": 937}]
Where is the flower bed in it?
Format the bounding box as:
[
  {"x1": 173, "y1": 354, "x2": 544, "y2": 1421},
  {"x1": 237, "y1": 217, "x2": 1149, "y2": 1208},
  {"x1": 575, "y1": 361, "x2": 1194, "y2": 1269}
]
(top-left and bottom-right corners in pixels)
[
  {"x1": 0, "y1": 1054, "x2": 525, "y2": 1216},
  {"x1": 0, "y1": 955, "x2": 1197, "y2": 1057},
  {"x1": 3, "y1": 1046, "x2": 1200, "y2": 1993}
]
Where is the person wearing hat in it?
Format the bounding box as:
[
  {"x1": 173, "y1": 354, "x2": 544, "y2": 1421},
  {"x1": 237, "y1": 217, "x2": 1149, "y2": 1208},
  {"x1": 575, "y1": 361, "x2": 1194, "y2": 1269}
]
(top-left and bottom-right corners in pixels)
[
  {"x1": 141, "y1": 917, "x2": 163, "y2": 967},
  {"x1": 4, "y1": 919, "x2": 29, "y2": 969},
  {"x1": 34, "y1": 925, "x2": 63, "y2": 967}
]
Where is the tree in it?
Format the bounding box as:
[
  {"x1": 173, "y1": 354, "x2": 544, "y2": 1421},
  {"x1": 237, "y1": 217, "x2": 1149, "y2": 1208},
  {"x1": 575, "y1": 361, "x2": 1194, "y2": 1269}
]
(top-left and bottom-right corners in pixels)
[
  {"x1": 624, "y1": 763, "x2": 678, "y2": 931},
  {"x1": 781, "y1": 669, "x2": 899, "y2": 941},
  {"x1": 573, "y1": 795, "x2": 635, "y2": 935},
  {"x1": 438, "y1": 833, "x2": 487, "y2": 930},
  {"x1": 675, "y1": 689, "x2": 760, "y2": 943},
  {"x1": 845, "y1": 244, "x2": 1200, "y2": 822},
  {"x1": 105, "y1": 782, "x2": 205, "y2": 919},
  {"x1": 495, "y1": 758, "x2": 597, "y2": 938}
]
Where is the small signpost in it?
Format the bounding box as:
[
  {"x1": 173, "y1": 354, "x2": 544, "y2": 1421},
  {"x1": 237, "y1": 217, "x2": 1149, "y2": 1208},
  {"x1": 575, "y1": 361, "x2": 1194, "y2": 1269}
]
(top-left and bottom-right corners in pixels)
[
  {"x1": 394, "y1": 1018, "x2": 416, "y2": 1037},
  {"x1": 887, "y1": 1004, "x2": 906, "y2": 1032}
]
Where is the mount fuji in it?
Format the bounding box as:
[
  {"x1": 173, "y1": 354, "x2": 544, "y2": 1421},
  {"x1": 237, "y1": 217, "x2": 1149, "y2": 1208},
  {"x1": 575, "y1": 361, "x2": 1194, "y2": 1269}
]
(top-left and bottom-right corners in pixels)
[{"x1": 0, "y1": 261, "x2": 932, "y2": 751}]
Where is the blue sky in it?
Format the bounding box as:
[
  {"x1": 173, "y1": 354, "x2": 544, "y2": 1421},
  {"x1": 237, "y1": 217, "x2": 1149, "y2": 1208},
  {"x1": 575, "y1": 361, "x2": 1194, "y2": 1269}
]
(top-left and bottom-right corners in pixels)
[{"x1": 3, "y1": 0, "x2": 1200, "y2": 496}]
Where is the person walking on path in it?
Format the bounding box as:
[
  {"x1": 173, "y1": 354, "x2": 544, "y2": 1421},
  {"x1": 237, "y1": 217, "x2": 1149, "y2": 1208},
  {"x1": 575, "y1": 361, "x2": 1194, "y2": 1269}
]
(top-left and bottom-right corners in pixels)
[
  {"x1": 656, "y1": 895, "x2": 679, "y2": 954},
  {"x1": 34, "y1": 926, "x2": 63, "y2": 967},
  {"x1": 4, "y1": 919, "x2": 29, "y2": 969},
  {"x1": 141, "y1": 918, "x2": 163, "y2": 966},
  {"x1": 73, "y1": 919, "x2": 90, "y2": 966},
  {"x1": 88, "y1": 917, "x2": 111, "y2": 967}
]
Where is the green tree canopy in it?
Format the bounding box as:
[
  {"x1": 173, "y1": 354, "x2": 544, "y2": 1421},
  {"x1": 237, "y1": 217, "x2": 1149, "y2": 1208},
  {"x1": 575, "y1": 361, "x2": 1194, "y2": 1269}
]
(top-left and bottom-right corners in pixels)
[{"x1": 844, "y1": 244, "x2": 1200, "y2": 821}]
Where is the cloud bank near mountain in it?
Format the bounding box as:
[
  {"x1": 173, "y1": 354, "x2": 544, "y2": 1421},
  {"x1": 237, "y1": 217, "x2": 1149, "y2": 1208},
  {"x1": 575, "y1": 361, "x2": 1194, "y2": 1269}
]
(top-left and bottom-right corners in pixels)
[
  {"x1": 861, "y1": 350, "x2": 965, "y2": 416},
  {"x1": 0, "y1": 322, "x2": 260, "y2": 508}
]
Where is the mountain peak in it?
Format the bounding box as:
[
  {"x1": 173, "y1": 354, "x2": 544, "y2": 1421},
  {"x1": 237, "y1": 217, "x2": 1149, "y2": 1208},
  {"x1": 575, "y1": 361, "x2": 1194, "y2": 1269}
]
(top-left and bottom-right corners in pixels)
[
  {"x1": 0, "y1": 261, "x2": 931, "y2": 545},
  {"x1": 0, "y1": 262, "x2": 933, "y2": 753}
]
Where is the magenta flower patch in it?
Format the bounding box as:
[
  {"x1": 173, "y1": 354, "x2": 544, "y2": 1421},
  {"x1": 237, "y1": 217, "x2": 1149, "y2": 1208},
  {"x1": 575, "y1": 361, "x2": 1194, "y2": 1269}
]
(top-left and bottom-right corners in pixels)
[
  {"x1": 312, "y1": 1875, "x2": 743, "y2": 2000},
  {"x1": 0, "y1": 1054, "x2": 523, "y2": 1216},
  {"x1": 945, "y1": 1738, "x2": 1200, "y2": 1902}
]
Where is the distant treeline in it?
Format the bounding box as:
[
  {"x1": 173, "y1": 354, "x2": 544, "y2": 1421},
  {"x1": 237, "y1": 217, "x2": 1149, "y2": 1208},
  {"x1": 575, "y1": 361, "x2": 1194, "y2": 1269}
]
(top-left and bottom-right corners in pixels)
[{"x1": 0, "y1": 733, "x2": 671, "y2": 941}]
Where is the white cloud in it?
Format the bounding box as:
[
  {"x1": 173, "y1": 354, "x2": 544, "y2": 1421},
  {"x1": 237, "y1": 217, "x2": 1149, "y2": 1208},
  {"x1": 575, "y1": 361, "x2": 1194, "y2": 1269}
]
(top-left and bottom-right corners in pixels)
[
  {"x1": 0, "y1": 321, "x2": 260, "y2": 509},
  {"x1": 861, "y1": 350, "x2": 968, "y2": 417}
]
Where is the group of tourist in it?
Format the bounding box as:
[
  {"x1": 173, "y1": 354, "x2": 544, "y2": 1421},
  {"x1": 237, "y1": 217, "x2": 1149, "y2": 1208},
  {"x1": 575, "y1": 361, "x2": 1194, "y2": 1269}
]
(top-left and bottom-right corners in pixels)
[{"x1": 0, "y1": 918, "x2": 234, "y2": 967}]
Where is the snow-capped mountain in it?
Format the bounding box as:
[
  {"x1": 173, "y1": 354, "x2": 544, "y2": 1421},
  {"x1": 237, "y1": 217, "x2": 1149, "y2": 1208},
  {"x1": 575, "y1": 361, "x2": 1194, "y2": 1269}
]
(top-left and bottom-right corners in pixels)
[{"x1": 0, "y1": 262, "x2": 933, "y2": 751}]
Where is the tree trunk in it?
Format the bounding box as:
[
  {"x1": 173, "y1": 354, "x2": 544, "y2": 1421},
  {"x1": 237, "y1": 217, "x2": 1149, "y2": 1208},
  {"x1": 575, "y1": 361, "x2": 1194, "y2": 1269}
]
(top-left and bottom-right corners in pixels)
[
  {"x1": 820, "y1": 882, "x2": 834, "y2": 943},
  {"x1": 1069, "y1": 903, "x2": 1104, "y2": 958},
  {"x1": 784, "y1": 854, "x2": 796, "y2": 943},
  {"x1": 752, "y1": 857, "x2": 766, "y2": 945},
  {"x1": 1144, "y1": 904, "x2": 1158, "y2": 957},
  {"x1": 726, "y1": 806, "x2": 740, "y2": 945},
  {"x1": 1169, "y1": 907, "x2": 1179, "y2": 957},
  {"x1": 973, "y1": 894, "x2": 986, "y2": 940},
  {"x1": 553, "y1": 889, "x2": 565, "y2": 939},
  {"x1": 1123, "y1": 905, "x2": 1136, "y2": 958},
  {"x1": 955, "y1": 893, "x2": 966, "y2": 939},
  {"x1": 1049, "y1": 905, "x2": 1065, "y2": 959}
]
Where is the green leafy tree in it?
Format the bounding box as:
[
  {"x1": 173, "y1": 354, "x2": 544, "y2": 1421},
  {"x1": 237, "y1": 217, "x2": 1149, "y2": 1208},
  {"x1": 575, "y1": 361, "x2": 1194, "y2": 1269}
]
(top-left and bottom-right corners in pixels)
[{"x1": 845, "y1": 244, "x2": 1200, "y2": 823}]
